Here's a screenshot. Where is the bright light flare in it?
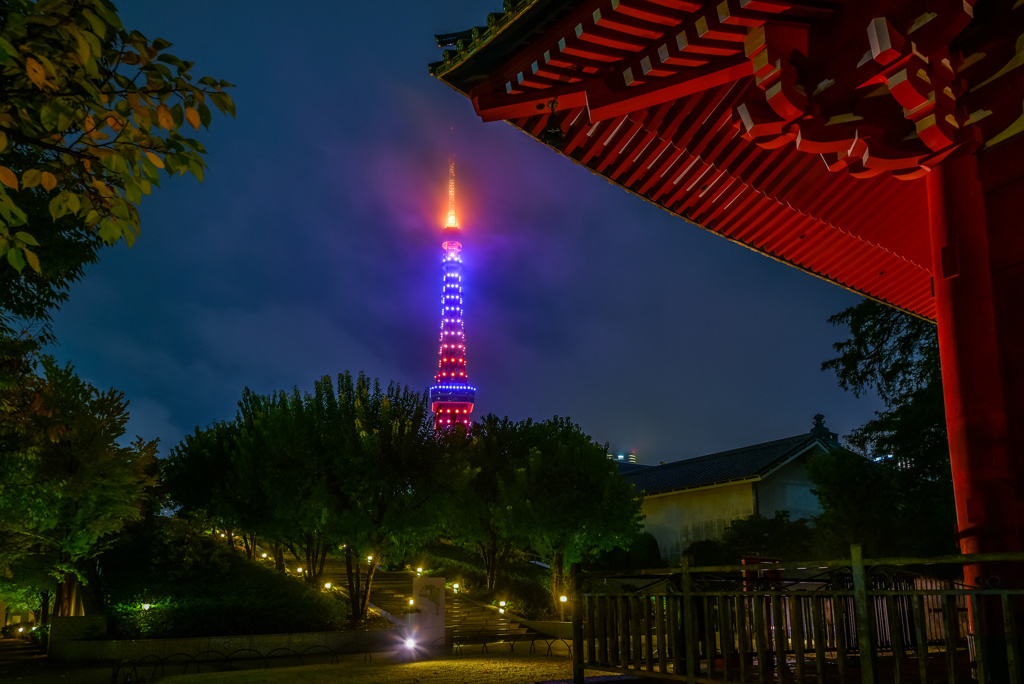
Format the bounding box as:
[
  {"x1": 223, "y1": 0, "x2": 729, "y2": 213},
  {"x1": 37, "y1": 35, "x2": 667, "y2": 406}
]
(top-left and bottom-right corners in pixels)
[
  {"x1": 405, "y1": 637, "x2": 416, "y2": 649},
  {"x1": 445, "y1": 156, "x2": 458, "y2": 228}
]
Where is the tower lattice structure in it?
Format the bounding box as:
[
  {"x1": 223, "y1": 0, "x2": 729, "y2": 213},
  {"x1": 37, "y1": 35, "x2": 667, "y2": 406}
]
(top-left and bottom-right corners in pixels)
[{"x1": 428, "y1": 156, "x2": 476, "y2": 430}]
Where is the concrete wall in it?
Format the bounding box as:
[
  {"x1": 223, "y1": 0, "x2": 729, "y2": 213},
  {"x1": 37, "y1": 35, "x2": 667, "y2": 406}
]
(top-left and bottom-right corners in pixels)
[
  {"x1": 48, "y1": 623, "x2": 397, "y2": 663},
  {"x1": 641, "y1": 481, "x2": 757, "y2": 561},
  {"x1": 755, "y1": 456, "x2": 822, "y2": 522}
]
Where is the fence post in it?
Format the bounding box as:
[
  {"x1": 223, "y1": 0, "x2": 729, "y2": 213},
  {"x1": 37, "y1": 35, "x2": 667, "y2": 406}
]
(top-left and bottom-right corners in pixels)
[
  {"x1": 681, "y1": 554, "x2": 697, "y2": 683},
  {"x1": 850, "y1": 544, "x2": 876, "y2": 684},
  {"x1": 572, "y1": 562, "x2": 584, "y2": 684}
]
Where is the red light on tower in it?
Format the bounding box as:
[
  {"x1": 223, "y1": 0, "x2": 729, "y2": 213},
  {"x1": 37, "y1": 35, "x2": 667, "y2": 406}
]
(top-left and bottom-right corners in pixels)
[{"x1": 428, "y1": 155, "x2": 476, "y2": 430}]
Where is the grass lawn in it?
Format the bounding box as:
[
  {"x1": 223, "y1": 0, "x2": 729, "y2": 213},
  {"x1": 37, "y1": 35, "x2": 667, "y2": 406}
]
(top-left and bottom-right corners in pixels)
[{"x1": 171, "y1": 650, "x2": 613, "y2": 683}]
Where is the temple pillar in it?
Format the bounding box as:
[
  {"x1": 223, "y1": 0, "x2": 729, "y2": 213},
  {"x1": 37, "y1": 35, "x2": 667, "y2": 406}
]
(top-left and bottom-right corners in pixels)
[{"x1": 927, "y1": 151, "x2": 1023, "y2": 570}]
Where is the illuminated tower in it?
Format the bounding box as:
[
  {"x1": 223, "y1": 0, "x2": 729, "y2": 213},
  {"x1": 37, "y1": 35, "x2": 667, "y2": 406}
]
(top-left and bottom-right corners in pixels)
[{"x1": 428, "y1": 156, "x2": 476, "y2": 429}]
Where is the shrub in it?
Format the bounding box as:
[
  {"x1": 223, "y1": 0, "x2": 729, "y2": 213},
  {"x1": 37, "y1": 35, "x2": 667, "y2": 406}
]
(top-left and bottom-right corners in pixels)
[{"x1": 100, "y1": 516, "x2": 346, "y2": 638}]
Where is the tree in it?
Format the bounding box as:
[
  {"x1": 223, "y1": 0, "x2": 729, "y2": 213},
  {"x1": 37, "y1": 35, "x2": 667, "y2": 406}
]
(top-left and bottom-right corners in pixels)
[
  {"x1": 519, "y1": 417, "x2": 644, "y2": 605},
  {"x1": 684, "y1": 512, "x2": 815, "y2": 565},
  {"x1": 164, "y1": 372, "x2": 457, "y2": 623},
  {"x1": 316, "y1": 372, "x2": 458, "y2": 621},
  {"x1": 0, "y1": 0, "x2": 234, "y2": 277},
  {"x1": 0, "y1": 356, "x2": 158, "y2": 621},
  {"x1": 449, "y1": 414, "x2": 531, "y2": 590},
  {"x1": 820, "y1": 300, "x2": 956, "y2": 556}
]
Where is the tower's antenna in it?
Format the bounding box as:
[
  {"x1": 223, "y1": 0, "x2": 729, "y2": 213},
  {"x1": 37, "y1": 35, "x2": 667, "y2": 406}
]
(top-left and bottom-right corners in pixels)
[{"x1": 446, "y1": 153, "x2": 458, "y2": 229}]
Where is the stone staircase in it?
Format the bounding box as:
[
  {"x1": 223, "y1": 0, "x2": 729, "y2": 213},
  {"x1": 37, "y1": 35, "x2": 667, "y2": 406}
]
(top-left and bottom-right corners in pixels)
[
  {"x1": 313, "y1": 559, "x2": 536, "y2": 644},
  {"x1": 446, "y1": 593, "x2": 532, "y2": 646}
]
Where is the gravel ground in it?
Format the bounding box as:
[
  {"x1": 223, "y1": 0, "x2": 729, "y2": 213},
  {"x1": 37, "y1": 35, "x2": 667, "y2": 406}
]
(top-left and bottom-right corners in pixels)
[
  {"x1": 2, "y1": 638, "x2": 648, "y2": 684},
  {"x1": 171, "y1": 651, "x2": 626, "y2": 683}
]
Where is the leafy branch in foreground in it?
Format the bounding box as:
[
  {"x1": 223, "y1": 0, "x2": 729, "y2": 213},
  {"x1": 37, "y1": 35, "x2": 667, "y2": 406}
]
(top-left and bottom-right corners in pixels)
[{"x1": 0, "y1": 0, "x2": 235, "y2": 273}]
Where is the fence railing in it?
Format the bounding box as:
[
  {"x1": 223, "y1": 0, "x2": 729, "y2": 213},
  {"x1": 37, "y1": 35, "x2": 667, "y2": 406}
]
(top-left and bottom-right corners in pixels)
[{"x1": 569, "y1": 546, "x2": 1024, "y2": 683}]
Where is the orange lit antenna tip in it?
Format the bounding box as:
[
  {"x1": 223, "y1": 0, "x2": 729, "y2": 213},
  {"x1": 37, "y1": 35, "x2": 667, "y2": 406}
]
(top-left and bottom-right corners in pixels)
[{"x1": 445, "y1": 155, "x2": 459, "y2": 228}]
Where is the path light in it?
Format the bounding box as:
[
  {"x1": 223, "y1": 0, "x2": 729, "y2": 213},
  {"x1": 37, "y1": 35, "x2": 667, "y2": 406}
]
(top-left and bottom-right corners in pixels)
[
  {"x1": 142, "y1": 604, "x2": 151, "y2": 611},
  {"x1": 409, "y1": 599, "x2": 415, "y2": 606},
  {"x1": 453, "y1": 583, "x2": 460, "y2": 594},
  {"x1": 367, "y1": 555, "x2": 373, "y2": 563},
  {"x1": 499, "y1": 608, "x2": 505, "y2": 614},
  {"x1": 18, "y1": 627, "x2": 23, "y2": 633},
  {"x1": 262, "y1": 553, "x2": 267, "y2": 559},
  {"x1": 324, "y1": 582, "x2": 331, "y2": 589},
  {"x1": 560, "y1": 595, "x2": 568, "y2": 621},
  {"x1": 297, "y1": 567, "x2": 303, "y2": 574}
]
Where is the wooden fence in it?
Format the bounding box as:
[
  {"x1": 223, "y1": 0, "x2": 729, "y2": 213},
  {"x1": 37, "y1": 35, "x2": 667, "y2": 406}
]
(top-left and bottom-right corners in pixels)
[{"x1": 569, "y1": 546, "x2": 1024, "y2": 683}]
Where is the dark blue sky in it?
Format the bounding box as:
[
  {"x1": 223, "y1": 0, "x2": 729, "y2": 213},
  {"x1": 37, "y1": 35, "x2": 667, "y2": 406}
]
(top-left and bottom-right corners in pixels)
[{"x1": 48, "y1": 1, "x2": 883, "y2": 464}]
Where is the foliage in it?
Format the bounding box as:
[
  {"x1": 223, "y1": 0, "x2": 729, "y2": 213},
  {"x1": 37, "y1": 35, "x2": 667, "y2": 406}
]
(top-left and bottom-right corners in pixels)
[
  {"x1": 584, "y1": 532, "x2": 662, "y2": 571},
  {"x1": 446, "y1": 415, "x2": 644, "y2": 605},
  {"x1": 0, "y1": 0, "x2": 234, "y2": 275},
  {"x1": 683, "y1": 512, "x2": 815, "y2": 565},
  {"x1": 0, "y1": 351, "x2": 158, "y2": 619},
  {"x1": 420, "y1": 541, "x2": 553, "y2": 619},
  {"x1": 820, "y1": 300, "x2": 955, "y2": 556},
  {"x1": 518, "y1": 417, "x2": 644, "y2": 604},
  {"x1": 164, "y1": 371, "x2": 457, "y2": 623},
  {"x1": 446, "y1": 414, "x2": 531, "y2": 590},
  {"x1": 0, "y1": 158, "x2": 100, "y2": 341},
  {"x1": 315, "y1": 373, "x2": 459, "y2": 620},
  {"x1": 101, "y1": 515, "x2": 346, "y2": 638}
]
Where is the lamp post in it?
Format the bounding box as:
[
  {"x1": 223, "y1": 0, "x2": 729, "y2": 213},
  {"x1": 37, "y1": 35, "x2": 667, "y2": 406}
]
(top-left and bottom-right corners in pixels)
[{"x1": 560, "y1": 595, "x2": 568, "y2": 622}]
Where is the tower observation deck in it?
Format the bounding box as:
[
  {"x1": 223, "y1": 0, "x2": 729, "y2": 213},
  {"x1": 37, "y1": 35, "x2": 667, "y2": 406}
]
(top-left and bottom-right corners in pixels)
[{"x1": 428, "y1": 156, "x2": 476, "y2": 430}]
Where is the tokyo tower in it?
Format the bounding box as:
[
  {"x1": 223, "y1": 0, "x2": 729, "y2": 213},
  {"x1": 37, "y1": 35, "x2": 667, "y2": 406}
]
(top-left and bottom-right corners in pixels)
[{"x1": 428, "y1": 155, "x2": 476, "y2": 430}]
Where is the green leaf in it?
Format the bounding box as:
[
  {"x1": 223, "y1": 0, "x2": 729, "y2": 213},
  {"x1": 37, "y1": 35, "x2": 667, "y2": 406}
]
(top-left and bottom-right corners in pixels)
[
  {"x1": 97, "y1": 218, "x2": 120, "y2": 243},
  {"x1": 90, "y1": 2, "x2": 123, "y2": 31},
  {"x1": 73, "y1": 26, "x2": 92, "y2": 63},
  {"x1": 6, "y1": 247, "x2": 25, "y2": 272},
  {"x1": 197, "y1": 102, "x2": 212, "y2": 128},
  {"x1": 0, "y1": 37, "x2": 16, "y2": 65},
  {"x1": 171, "y1": 103, "x2": 184, "y2": 129},
  {"x1": 81, "y1": 8, "x2": 106, "y2": 38},
  {"x1": 39, "y1": 104, "x2": 58, "y2": 131},
  {"x1": 48, "y1": 194, "x2": 67, "y2": 220},
  {"x1": 14, "y1": 231, "x2": 39, "y2": 246},
  {"x1": 124, "y1": 178, "x2": 141, "y2": 204}
]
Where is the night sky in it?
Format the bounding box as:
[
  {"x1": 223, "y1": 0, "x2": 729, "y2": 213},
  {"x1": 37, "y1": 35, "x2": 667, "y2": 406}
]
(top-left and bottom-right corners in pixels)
[{"x1": 48, "y1": 1, "x2": 884, "y2": 465}]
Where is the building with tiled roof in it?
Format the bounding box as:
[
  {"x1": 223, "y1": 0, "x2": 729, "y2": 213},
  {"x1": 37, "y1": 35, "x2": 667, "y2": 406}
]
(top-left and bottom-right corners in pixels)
[{"x1": 625, "y1": 415, "x2": 838, "y2": 561}]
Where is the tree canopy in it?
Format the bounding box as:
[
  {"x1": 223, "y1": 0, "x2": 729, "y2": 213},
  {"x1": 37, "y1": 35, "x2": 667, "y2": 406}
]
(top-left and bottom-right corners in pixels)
[
  {"x1": 450, "y1": 415, "x2": 644, "y2": 603},
  {"x1": 818, "y1": 299, "x2": 955, "y2": 556},
  {"x1": 0, "y1": 354, "x2": 158, "y2": 620},
  {"x1": 0, "y1": 0, "x2": 234, "y2": 277},
  {"x1": 163, "y1": 372, "x2": 459, "y2": 622}
]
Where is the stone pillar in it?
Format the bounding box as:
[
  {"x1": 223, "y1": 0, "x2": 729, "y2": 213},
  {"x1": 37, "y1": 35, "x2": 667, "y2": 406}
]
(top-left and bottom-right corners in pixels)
[{"x1": 409, "y1": 576, "x2": 446, "y2": 656}]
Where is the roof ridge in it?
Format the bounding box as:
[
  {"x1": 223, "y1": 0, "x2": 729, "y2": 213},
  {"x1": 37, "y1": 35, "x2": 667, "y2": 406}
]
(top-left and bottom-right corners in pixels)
[{"x1": 658, "y1": 433, "x2": 812, "y2": 469}]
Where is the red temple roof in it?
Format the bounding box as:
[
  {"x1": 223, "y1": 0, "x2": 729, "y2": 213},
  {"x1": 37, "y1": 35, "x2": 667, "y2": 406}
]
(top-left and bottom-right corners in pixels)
[{"x1": 430, "y1": 0, "x2": 1024, "y2": 320}]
